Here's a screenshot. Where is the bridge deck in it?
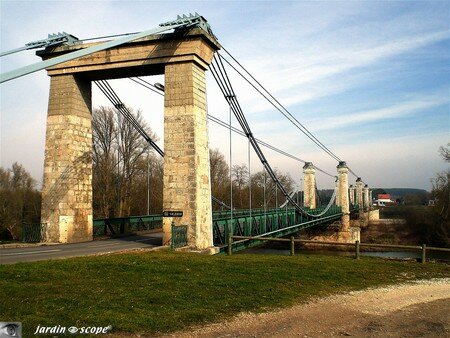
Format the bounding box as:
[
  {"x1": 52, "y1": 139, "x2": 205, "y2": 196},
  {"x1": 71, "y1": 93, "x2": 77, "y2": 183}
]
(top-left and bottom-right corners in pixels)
[{"x1": 93, "y1": 205, "x2": 360, "y2": 252}]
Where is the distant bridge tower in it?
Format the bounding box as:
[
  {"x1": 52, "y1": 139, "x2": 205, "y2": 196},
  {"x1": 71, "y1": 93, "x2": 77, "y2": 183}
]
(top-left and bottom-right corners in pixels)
[
  {"x1": 363, "y1": 184, "x2": 370, "y2": 211},
  {"x1": 38, "y1": 26, "x2": 220, "y2": 249},
  {"x1": 337, "y1": 162, "x2": 350, "y2": 230},
  {"x1": 302, "y1": 162, "x2": 316, "y2": 209},
  {"x1": 349, "y1": 184, "x2": 355, "y2": 205},
  {"x1": 355, "y1": 177, "x2": 364, "y2": 208},
  {"x1": 335, "y1": 177, "x2": 340, "y2": 206}
]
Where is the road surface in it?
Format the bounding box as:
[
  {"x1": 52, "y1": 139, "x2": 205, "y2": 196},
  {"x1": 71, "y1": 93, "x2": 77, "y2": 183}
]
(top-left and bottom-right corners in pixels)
[{"x1": 0, "y1": 232, "x2": 163, "y2": 264}]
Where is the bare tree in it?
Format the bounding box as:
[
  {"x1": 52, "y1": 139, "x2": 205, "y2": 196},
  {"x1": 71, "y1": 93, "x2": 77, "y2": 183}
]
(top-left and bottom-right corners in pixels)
[
  {"x1": 438, "y1": 144, "x2": 450, "y2": 162},
  {"x1": 92, "y1": 106, "x2": 160, "y2": 218},
  {"x1": 0, "y1": 163, "x2": 41, "y2": 240},
  {"x1": 232, "y1": 164, "x2": 249, "y2": 208},
  {"x1": 116, "y1": 108, "x2": 156, "y2": 216},
  {"x1": 129, "y1": 153, "x2": 164, "y2": 215},
  {"x1": 92, "y1": 106, "x2": 117, "y2": 218},
  {"x1": 251, "y1": 169, "x2": 294, "y2": 209},
  {"x1": 209, "y1": 148, "x2": 230, "y2": 210}
]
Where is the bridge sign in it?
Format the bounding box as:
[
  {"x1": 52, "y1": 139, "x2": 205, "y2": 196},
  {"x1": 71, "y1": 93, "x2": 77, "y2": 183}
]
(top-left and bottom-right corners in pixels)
[{"x1": 163, "y1": 211, "x2": 183, "y2": 217}]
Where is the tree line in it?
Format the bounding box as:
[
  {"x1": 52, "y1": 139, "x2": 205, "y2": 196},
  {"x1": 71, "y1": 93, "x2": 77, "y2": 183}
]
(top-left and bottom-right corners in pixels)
[
  {"x1": 1, "y1": 106, "x2": 447, "y2": 246},
  {"x1": 0, "y1": 107, "x2": 294, "y2": 240},
  {"x1": 92, "y1": 106, "x2": 295, "y2": 218},
  {"x1": 0, "y1": 163, "x2": 41, "y2": 240}
]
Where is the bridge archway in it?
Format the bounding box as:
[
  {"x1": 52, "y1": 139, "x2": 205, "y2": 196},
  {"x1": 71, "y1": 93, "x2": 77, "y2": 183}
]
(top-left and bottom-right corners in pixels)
[{"x1": 38, "y1": 28, "x2": 220, "y2": 249}]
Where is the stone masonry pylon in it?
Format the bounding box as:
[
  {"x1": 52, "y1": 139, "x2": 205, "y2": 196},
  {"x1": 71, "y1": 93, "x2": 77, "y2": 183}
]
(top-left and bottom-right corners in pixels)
[
  {"x1": 337, "y1": 161, "x2": 350, "y2": 230},
  {"x1": 38, "y1": 27, "x2": 220, "y2": 245},
  {"x1": 349, "y1": 184, "x2": 355, "y2": 205},
  {"x1": 363, "y1": 184, "x2": 370, "y2": 211},
  {"x1": 303, "y1": 162, "x2": 316, "y2": 209},
  {"x1": 41, "y1": 74, "x2": 93, "y2": 243},
  {"x1": 162, "y1": 62, "x2": 213, "y2": 249},
  {"x1": 356, "y1": 177, "x2": 364, "y2": 208}
]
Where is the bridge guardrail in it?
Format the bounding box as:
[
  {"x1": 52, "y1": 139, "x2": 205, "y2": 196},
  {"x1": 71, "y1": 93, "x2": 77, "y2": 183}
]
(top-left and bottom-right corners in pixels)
[
  {"x1": 91, "y1": 208, "x2": 292, "y2": 237},
  {"x1": 93, "y1": 214, "x2": 163, "y2": 236},
  {"x1": 21, "y1": 223, "x2": 47, "y2": 243},
  {"x1": 171, "y1": 224, "x2": 188, "y2": 249},
  {"x1": 214, "y1": 205, "x2": 343, "y2": 248},
  {"x1": 92, "y1": 204, "x2": 345, "y2": 242}
]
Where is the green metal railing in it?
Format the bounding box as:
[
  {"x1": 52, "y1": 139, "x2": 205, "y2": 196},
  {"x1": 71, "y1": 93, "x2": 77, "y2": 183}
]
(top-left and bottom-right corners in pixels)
[
  {"x1": 91, "y1": 208, "x2": 310, "y2": 237},
  {"x1": 212, "y1": 207, "x2": 282, "y2": 219},
  {"x1": 21, "y1": 223, "x2": 46, "y2": 243},
  {"x1": 93, "y1": 214, "x2": 162, "y2": 236},
  {"x1": 171, "y1": 224, "x2": 188, "y2": 249},
  {"x1": 92, "y1": 204, "x2": 347, "y2": 250},
  {"x1": 350, "y1": 204, "x2": 360, "y2": 212},
  {"x1": 213, "y1": 205, "x2": 343, "y2": 250}
]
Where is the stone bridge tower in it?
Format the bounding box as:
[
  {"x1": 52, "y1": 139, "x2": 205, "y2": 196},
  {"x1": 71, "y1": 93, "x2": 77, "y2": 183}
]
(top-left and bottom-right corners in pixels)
[
  {"x1": 38, "y1": 27, "x2": 220, "y2": 249},
  {"x1": 302, "y1": 162, "x2": 316, "y2": 209}
]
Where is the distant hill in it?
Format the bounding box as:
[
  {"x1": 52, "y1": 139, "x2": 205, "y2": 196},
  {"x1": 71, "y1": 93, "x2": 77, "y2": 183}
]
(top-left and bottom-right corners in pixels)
[
  {"x1": 370, "y1": 188, "x2": 430, "y2": 205},
  {"x1": 314, "y1": 188, "x2": 430, "y2": 206},
  {"x1": 372, "y1": 188, "x2": 429, "y2": 198}
]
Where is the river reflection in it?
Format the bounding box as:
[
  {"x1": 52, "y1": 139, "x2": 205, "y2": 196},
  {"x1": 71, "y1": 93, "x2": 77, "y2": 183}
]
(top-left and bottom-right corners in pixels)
[{"x1": 241, "y1": 246, "x2": 450, "y2": 262}]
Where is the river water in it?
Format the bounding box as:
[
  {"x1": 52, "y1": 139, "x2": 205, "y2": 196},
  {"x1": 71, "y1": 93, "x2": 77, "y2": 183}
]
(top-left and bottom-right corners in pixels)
[{"x1": 241, "y1": 246, "x2": 450, "y2": 262}]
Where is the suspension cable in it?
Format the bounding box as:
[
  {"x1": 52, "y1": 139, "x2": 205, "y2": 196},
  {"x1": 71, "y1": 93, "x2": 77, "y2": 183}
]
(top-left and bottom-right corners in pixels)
[
  {"x1": 94, "y1": 79, "x2": 231, "y2": 209},
  {"x1": 127, "y1": 76, "x2": 336, "y2": 178},
  {"x1": 210, "y1": 53, "x2": 330, "y2": 218},
  {"x1": 207, "y1": 115, "x2": 335, "y2": 178},
  {"x1": 95, "y1": 80, "x2": 164, "y2": 157},
  {"x1": 79, "y1": 31, "x2": 140, "y2": 42},
  {"x1": 129, "y1": 78, "x2": 164, "y2": 96},
  {"x1": 124, "y1": 68, "x2": 340, "y2": 217},
  {"x1": 218, "y1": 51, "x2": 340, "y2": 162},
  {"x1": 279, "y1": 189, "x2": 297, "y2": 209},
  {"x1": 218, "y1": 48, "x2": 366, "y2": 181}
]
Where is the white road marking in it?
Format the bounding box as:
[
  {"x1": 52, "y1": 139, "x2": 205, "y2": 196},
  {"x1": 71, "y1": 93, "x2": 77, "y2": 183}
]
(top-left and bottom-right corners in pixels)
[
  {"x1": 1, "y1": 249, "x2": 61, "y2": 256},
  {"x1": 88, "y1": 242, "x2": 121, "y2": 248}
]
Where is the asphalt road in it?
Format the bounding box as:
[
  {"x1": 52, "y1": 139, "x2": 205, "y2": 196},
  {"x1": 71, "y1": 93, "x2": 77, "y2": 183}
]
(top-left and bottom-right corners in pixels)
[{"x1": 0, "y1": 232, "x2": 163, "y2": 264}]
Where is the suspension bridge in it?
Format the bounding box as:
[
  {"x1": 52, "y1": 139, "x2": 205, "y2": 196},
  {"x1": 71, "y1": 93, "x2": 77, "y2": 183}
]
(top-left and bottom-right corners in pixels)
[{"x1": 1, "y1": 14, "x2": 376, "y2": 253}]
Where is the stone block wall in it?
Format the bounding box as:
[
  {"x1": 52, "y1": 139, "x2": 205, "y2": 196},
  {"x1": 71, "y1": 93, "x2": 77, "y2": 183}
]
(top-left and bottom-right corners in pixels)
[
  {"x1": 162, "y1": 61, "x2": 213, "y2": 249},
  {"x1": 303, "y1": 163, "x2": 316, "y2": 209},
  {"x1": 41, "y1": 74, "x2": 93, "y2": 243}
]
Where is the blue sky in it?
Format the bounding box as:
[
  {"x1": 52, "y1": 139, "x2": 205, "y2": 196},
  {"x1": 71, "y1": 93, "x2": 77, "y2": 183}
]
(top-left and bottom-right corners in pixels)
[{"x1": 0, "y1": 0, "x2": 449, "y2": 191}]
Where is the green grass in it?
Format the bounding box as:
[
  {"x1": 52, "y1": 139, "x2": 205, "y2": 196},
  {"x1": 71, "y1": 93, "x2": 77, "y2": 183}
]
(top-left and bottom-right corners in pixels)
[{"x1": 0, "y1": 250, "x2": 449, "y2": 336}]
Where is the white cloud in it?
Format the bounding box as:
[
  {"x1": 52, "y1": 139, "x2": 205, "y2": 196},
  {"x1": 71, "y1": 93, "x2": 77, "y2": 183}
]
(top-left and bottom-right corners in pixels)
[
  {"x1": 308, "y1": 93, "x2": 449, "y2": 132},
  {"x1": 227, "y1": 30, "x2": 449, "y2": 115}
]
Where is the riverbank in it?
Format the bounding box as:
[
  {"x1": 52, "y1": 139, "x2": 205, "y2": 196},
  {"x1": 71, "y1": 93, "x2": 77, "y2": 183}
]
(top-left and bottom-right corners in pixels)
[{"x1": 1, "y1": 251, "x2": 449, "y2": 336}]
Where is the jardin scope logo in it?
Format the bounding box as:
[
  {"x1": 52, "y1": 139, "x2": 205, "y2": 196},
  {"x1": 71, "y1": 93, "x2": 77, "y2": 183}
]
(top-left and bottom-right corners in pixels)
[
  {"x1": 0, "y1": 322, "x2": 22, "y2": 338},
  {"x1": 33, "y1": 325, "x2": 112, "y2": 335}
]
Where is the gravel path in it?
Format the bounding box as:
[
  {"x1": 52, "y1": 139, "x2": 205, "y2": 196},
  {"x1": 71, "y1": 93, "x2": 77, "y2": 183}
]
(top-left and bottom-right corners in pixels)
[{"x1": 165, "y1": 278, "x2": 450, "y2": 338}]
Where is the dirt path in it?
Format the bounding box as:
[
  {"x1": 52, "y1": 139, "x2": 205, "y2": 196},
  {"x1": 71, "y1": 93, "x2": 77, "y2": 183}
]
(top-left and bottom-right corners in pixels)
[{"x1": 166, "y1": 278, "x2": 450, "y2": 338}]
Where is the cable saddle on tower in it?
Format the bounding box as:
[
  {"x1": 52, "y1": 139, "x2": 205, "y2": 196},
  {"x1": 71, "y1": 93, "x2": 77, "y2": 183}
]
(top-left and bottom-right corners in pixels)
[{"x1": 0, "y1": 13, "x2": 215, "y2": 83}]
